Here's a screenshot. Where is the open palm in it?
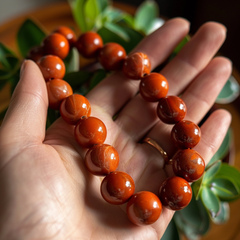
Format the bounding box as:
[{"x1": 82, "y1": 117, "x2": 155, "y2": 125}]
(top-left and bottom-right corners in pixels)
[{"x1": 0, "y1": 18, "x2": 232, "y2": 240}]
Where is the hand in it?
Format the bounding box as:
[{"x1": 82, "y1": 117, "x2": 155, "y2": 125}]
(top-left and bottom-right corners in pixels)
[{"x1": 0, "y1": 18, "x2": 232, "y2": 240}]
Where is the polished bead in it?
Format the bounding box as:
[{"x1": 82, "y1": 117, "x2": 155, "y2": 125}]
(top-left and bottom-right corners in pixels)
[
  {"x1": 122, "y1": 52, "x2": 151, "y2": 80},
  {"x1": 127, "y1": 191, "x2": 162, "y2": 226},
  {"x1": 46, "y1": 79, "x2": 73, "y2": 110},
  {"x1": 172, "y1": 149, "x2": 205, "y2": 182},
  {"x1": 60, "y1": 94, "x2": 91, "y2": 125},
  {"x1": 76, "y1": 31, "x2": 103, "y2": 58},
  {"x1": 85, "y1": 144, "x2": 119, "y2": 175},
  {"x1": 171, "y1": 120, "x2": 201, "y2": 149},
  {"x1": 98, "y1": 42, "x2": 126, "y2": 71},
  {"x1": 74, "y1": 116, "x2": 107, "y2": 148},
  {"x1": 157, "y1": 96, "x2": 187, "y2": 124},
  {"x1": 41, "y1": 33, "x2": 69, "y2": 59},
  {"x1": 53, "y1": 26, "x2": 77, "y2": 47},
  {"x1": 101, "y1": 171, "x2": 135, "y2": 205},
  {"x1": 27, "y1": 46, "x2": 44, "y2": 62},
  {"x1": 139, "y1": 73, "x2": 169, "y2": 102},
  {"x1": 159, "y1": 176, "x2": 192, "y2": 210},
  {"x1": 37, "y1": 55, "x2": 66, "y2": 81}
]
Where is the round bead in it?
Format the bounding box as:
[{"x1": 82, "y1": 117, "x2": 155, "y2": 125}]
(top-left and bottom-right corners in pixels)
[
  {"x1": 127, "y1": 191, "x2": 162, "y2": 226},
  {"x1": 27, "y1": 46, "x2": 44, "y2": 62},
  {"x1": 157, "y1": 96, "x2": 187, "y2": 124},
  {"x1": 122, "y1": 52, "x2": 151, "y2": 80},
  {"x1": 37, "y1": 55, "x2": 66, "y2": 81},
  {"x1": 76, "y1": 31, "x2": 103, "y2": 58},
  {"x1": 53, "y1": 26, "x2": 77, "y2": 47},
  {"x1": 139, "y1": 73, "x2": 169, "y2": 102},
  {"x1": 98, "y1": 42, "x2": 126, "y2": 71},
  {"x1": 85, "y1": 144, "x2": 119, "y2": 176},
  {"x1": 171, "y1": 120, "x2": 201, "y2": 149},
  {"x1": 172, "y1": 149, "x2": 205, "y2": 182},
  {"x1": 60, "y1": 94, "x2": 91, "y2": 125},
  {"x1": 101, "y1": 171, "x2": 135, "y2": 205},
  {"x1": 159, "y1": 176, "x2": 192, "y2": 210},
  {"x1": 41, "y1": 33, "x2": 70, "y2": 59},
  {"x1": 74, "y1": 116, "x2": 107, "y2": 148},
  {"x1": 46, "y1": 79, "x2": 73, "y2": 110}
]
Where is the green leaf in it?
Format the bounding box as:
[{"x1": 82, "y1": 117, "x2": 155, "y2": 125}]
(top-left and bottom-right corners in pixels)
[
  {"x1": 174, "y1": 192, "x2": 210, "y2": 238},
  {"x1": 213, "y1": 163, "x2": 240, "y2": 201},
  {"x1": 103, "y1": 22, "x2": 130, "y2": 42},
  {"x1": 102, "y1": 7, "x2": 124, "y2": 23},
  {"x1": 121, "y1": 13, "x2": 135, "y2": 28},
  {"x1": 64, "y1": 70, "x2": 92, "y2": 89},
  {"x1": 210, "y1": 177, "x2": 239, "y2": 201},
  {"x1": 216, "y1": 75, "x2": 240, "y2": 104},
  {"x1": 68, "y1": 0, "x2": 88, "y2": 32},
  {"x1": 211, "y1": 202, "x2": 230, "y2": 224},
  {"x1": 46, "y1": 108, "x2": 60, "y2": 129},
  {"x1": 134, "y1": 0, "x2": 159, "y2": 35},
  {"x1": 207, "y1": 128, "x2": 232, "y2": 167},
  {"x1": 98, "y1": 25, "x2": 144, "y2": 53},
  {"x1": 203, "y1": 160, "x2": 221, "y2": 184},
  {"x1": 17, "y1": 19, "x2": 46, "y2": 58},
  {"x1": 89, "y1": 69, "x2": 106, "y2": 90},
  {"x1": 169, "y1": 35, "x2": 190, "y2": 61},
  {"x1": 84, "y1": 0, "x2": 101, "y2": 30},
  {"x1": 0, "y1": 56, "x2": 20, "y2": 79},
  {"x1": 96, "y1": 0, "x2": 109, "y2": 12},
  {"x1": 64, "y1": 47, "x2": 80, "y2": 74},
  {"x1": 192, "y1": 174, "x2": 204, "y2": 200},
  {"x1": 146, "y1": 17, "x2": 165, "y2": 35},
  {"x1": 201, "y1": 186, "x2": 221, "y2": 218},
  {"x1": 0, "y1": 42, "x2": 17, "y2": 70},
  {"x1": 160, "y1": 219, "x2": 181, "y2": 240}
]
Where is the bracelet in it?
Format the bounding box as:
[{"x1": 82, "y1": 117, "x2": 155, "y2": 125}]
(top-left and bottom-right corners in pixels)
[{"x1": 28, "y1": 26, "x2": 205, "y2": 226}]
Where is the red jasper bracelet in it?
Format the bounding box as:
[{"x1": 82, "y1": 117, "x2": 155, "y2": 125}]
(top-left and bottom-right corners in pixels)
[{"x1": 29, "y1": 26, "x2": 205, "y2": 226}]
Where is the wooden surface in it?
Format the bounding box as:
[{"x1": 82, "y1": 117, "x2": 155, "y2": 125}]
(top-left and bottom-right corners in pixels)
[{"x1": 0, "y1": 2, "x2": 240, "y2": 239}]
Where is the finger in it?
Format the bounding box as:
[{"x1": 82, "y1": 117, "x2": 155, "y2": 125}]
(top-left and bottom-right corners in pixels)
[
  {"x1": 113, "y1": 22, "x2": 228, "y2": 143},
  {"x1": 87, "y1": 18, "x2": 190, "y2": 116},
  {"x1": 0, "y1": 60, "x2": 48, "y2": 147},
  {"x1": 181, "y1": 57, "x2": 232, "y2": 121},
  {"x1": 163, "y1": 21, "x2": 227, "y2": 95}
]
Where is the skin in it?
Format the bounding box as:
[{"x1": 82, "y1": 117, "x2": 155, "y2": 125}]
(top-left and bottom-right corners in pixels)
[{"x1": 0, "y1": 18, "x2": 232, "y2": 240}]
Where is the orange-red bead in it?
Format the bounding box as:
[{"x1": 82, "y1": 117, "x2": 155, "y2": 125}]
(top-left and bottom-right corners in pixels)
[
  {"x1": 127, "y1": 191, "x2": 162, "y2": 226},
  {"x1": 85, "y1": 144, "x2": 119, "y2": 175},
  {"x1": 53, "y1": 26, "x2": 77, "y2": 47},
  {"x1": 41, "y1": 33, "x2": 69, "y2": 59},
  {"x1": 27, "y1": 46, "x2": 44, "y2": 62},
  {"x1": 37, "y1": 55, "x2": 66, "y2": 81},
  {"x1": 76, "y1": 31, "x2": 103, "y2": 58},
  {"x1": 98, "y1": 42, "x2": 126, "y2": 71},
  {"x1": 139, "y1": 73, "x2": 169, "y2": 102},
  {"x1": 157, "y1": 96, "x2": 187, "y2": 124},
  {"x1": 46, "y1": 79, "x2": 73, "y2": 110},
  {"x1": 74, "y1": 116, "x2": 107, "y2": 148},
  {"x1": 171, "y1": 120, "x2": 201, "y2": 149},
  {"x1": 172, "y1": 149, "x2": 205, "y2": 182},
  {"x1": 101, "y1": 171, "x2": 135, "y2": 205},
  {"x1": 122, "y1": 52, "x2": 151, "y2": 80},
  {"x1": 60, "y1": 94, "x2": 91, "y2": 125},
  {"x1": 159, "y1": 176, "x2": 192, "y2": 210}
]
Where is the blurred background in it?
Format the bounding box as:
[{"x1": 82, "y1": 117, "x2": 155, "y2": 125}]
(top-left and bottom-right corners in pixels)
[{"x1": 1, "y1": 0, "x2": 240, "y2": 71}]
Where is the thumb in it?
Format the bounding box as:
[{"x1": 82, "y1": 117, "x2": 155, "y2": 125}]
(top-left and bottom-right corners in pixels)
[{"x1": 0, "y1": 60, "x2": 48, "y2": 146}]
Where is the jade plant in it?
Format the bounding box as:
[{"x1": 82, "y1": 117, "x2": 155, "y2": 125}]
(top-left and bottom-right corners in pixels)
[{"x1": 0, "y1": 0, "x2": 240, "y2": 239}]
